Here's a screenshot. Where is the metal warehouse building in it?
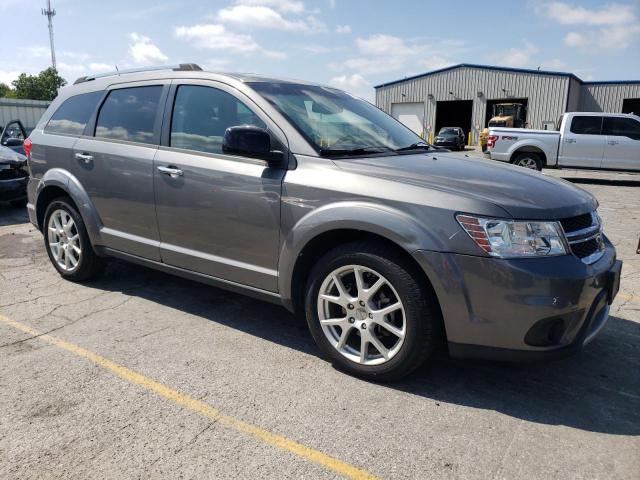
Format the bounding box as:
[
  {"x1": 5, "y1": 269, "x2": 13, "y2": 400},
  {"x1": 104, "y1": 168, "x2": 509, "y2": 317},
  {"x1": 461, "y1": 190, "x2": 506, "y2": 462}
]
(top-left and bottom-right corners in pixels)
[
  {"x1": 0, "y1": 98, "x2": 51, "y2": 132},
  {"x1": 375, "y1": 64, "x2": 640, "y2": 145}
]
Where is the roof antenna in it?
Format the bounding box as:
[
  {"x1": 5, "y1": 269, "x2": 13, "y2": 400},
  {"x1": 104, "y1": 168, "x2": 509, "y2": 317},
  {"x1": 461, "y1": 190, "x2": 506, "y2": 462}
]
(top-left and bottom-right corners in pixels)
[{"x1": 115, "y1": 65, "x2": 120, "y2": 75}]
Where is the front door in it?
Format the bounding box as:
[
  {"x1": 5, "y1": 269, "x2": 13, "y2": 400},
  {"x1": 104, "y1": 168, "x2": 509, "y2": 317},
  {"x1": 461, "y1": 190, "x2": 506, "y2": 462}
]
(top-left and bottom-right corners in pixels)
[
  {"x1": 154, "y1": 82, "x2": 285, "y2": 292},
  {"x1": 602, "y1": 116, "x2": 640, "y2": 171},
  {"x1": 558, "y1": 115, "x2": 604, "y2": 168},
  {"x1": 72, "y1": 83, "x2": 167, "y2": 260}
]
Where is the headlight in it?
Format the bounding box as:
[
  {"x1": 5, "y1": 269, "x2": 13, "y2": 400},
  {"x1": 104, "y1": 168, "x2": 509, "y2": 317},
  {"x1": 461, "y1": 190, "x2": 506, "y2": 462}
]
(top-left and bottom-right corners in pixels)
[{"x1": 456, "y1": 214, "x2": 567, "y2": 258}]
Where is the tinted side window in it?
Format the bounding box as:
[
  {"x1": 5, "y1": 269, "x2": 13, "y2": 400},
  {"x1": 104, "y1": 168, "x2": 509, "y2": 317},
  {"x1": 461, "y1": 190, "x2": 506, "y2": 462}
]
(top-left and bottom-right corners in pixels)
[
  {"x1": 95, "y1": 86, "x2": 162, "y2": 144},
  {"x1": 45, "y1": 91, "x2": 103, "y2": 136},
  {"x1": 603, "y1": 117, "x2": 640, "y2": 140},
  {"x1": 570, "y1": 116, "x2": 602, "y2": 135},
  {"x1": 170, "y1": 85, "x2": 266, "y2": 154}
]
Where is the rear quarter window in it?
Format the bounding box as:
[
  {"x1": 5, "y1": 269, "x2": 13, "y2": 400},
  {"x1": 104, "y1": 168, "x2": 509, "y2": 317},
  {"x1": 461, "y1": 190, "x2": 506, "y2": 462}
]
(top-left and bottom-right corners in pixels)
[{"x1": 44, "y1": 91, "x2": 103, "y2": 136}]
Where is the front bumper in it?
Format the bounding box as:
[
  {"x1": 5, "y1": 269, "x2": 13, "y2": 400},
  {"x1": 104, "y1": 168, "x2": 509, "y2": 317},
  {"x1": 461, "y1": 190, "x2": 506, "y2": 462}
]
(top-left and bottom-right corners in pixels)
[
  {"x1": 0, "y1": 168, "x2": 28, "y2": 201},
  {"x1": 413, "y1": 238, "x2": 621, "y2": 361}
]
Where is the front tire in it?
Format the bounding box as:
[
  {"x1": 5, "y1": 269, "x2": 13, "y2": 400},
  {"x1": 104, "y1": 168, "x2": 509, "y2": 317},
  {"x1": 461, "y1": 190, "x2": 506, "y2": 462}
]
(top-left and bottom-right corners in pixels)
[
  {"x1": 305, "y1": 242, "x2": 441, "y2": 381},
  {"x1": 43, "y1": 197, "x2": 105, "y2": 282}
]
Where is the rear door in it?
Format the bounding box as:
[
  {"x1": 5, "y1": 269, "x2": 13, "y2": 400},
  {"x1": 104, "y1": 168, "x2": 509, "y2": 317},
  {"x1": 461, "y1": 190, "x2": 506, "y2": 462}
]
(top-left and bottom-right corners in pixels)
[
  {"x1": 153, "y1": 81, "x2": 286, "y2": 292},
  {"x1": 72, "y1": 81, "x2": 169, "y2": 260},
  {"x1": 558, "y1": 115, "x2": 604, "y2": 168},
  {"x1": 602, "y1": 116, "x2": 640, "y2": 171}
]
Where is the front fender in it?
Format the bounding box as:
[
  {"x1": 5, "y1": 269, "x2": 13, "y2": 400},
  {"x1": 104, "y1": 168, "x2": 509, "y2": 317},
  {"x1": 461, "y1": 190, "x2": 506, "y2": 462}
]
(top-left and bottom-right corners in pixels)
[
  {"x1": 35, "y1": 168, "x2": 103, "y2": 245},
  {"x1": 277, "y1": 201, "x2": 446, "y2": 306}
]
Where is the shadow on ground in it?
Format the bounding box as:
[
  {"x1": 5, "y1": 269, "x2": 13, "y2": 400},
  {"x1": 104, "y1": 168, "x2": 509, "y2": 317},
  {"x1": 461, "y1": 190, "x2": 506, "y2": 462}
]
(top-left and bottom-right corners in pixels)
[
  {"x1": 562, "y1": 177, "x2": 640, "y2": 187},
  {"x1": 86, "y1": 258, "x2": 640, "y2": 437}
]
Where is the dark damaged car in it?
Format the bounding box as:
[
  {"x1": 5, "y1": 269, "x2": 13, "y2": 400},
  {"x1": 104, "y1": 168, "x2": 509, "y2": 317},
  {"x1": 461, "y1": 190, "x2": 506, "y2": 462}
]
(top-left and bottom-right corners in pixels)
[{"x1": 0, "y1": 145, "x2": 29, "y2": 207}]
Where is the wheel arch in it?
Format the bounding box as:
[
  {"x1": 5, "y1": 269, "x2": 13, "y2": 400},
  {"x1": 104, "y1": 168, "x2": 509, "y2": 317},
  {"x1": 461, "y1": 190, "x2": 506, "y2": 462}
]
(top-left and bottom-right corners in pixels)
[
  {"x1": 35, "y1": 169, "x2": 102, "y2": 244},
  {"x1": 509, "y1": 144, "x2": 547, "y2": 167},
  {"x1": 278, "y1": 202, "x2": 445, "y2": 317}
]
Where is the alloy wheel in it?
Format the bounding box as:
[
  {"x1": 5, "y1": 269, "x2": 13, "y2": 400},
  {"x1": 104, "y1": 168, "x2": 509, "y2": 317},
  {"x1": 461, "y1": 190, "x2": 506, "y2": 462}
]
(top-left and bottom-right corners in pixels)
[
  {"x1": 317, "y1": 265, "x2": 406, "y2": 366},
  {"x1": 47, "y1": 209, "x2": 82, "y2": 271},
  {"x1": 515, "y1": 156, "x2": 538, "y2": 169}
]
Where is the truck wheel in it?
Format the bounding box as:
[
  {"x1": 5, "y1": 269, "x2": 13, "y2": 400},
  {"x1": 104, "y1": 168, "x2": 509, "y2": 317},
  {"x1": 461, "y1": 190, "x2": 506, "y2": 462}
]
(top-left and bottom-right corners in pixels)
[
  {"x1": 43, "y1": 197, "x2": 106, "y2": 282},
  {"x1": 512, "y1": 153, "x2": 542, "y2": 171},
  {"x1": 305, "y1": 241, "x2": 442, "y2": 381}
]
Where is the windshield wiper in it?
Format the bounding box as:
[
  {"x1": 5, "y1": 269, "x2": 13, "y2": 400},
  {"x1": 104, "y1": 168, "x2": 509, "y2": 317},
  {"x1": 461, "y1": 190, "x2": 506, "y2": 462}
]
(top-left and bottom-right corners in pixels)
[
  {"x1": 319, "y1": 146, "x2": 394, "y2": 156},
  {"x1": 394, "y1": 142, "x2": 432, "y2": 152}
]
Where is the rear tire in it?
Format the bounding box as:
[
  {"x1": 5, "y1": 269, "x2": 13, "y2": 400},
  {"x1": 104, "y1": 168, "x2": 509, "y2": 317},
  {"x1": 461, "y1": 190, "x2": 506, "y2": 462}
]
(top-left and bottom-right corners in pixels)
[
  {"x1": 304, "y1": 241, "x2": 442, "y2": 381},
  {"x1": 43, "y1": 197, "x2": 105, "y2": 282},
  {"x1": 512, "y1": 152, "x2": 542, "y2": 171}
]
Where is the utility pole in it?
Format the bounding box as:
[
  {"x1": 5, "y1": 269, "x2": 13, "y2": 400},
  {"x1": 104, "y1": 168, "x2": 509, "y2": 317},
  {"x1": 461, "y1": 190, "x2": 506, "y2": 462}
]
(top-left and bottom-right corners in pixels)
[{"x1": 42, "y1": 0, "x2": 57, "y2": 70}]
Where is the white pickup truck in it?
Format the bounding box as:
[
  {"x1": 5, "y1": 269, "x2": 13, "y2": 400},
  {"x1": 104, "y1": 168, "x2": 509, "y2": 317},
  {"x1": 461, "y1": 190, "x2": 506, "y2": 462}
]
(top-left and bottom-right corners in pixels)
[{"x1": 487, "y1": 112, "x2": 640, "y2": 171}]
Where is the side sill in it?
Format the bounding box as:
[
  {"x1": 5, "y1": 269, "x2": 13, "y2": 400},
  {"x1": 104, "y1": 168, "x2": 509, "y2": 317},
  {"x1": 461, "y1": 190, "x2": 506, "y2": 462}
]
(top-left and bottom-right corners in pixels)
[{"x1": 99, "y1": 247, "x2": 285, "y2": 308}]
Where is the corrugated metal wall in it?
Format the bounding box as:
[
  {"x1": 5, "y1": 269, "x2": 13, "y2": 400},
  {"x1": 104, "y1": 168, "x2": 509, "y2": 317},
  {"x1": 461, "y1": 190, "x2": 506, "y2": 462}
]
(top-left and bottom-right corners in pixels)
[
  {"x1": 376, "y1": 66, "x2": 570, "y2": 143},
  {"x1": 579, "y1": 83, "x2": 640, "y2": 112},
  {"x1": 0, "y1": 98, "x2": 50, "y2": 132}
]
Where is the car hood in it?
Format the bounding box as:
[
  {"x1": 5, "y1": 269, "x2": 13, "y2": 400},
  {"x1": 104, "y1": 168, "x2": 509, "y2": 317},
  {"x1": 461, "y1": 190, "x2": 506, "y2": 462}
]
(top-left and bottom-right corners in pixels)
[
  {"x1": 333, "y1": 152, "x2": 597, "y2": 220},
  {"x1": 0, "y1": 145, "x2": 27, "y2": 167}
]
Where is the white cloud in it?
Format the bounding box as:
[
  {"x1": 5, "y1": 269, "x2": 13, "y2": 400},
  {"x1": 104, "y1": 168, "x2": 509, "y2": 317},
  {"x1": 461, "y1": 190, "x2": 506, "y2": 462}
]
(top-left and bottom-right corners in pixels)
[
  {"x1": 329, "y1": 74, "x2": 372, "y2": 101},
  {"x1": 300, "y1": 44, "x2": 333, "y2": 54},
  {"x1": 89, "y1": 63, "x2": 114, "y2": 72},
  {"x1": 328, "y1": 0, "x2": 336, "y2": 8},
  {"x1": 498, "y1": 42, "x2": 539, "y2": 67},
  {"x1": 335, "y1": 34, "x2": 458, "y2": 76},
  {"x1": 336, "y1": 24, "x2": 351, "y2": 33},
  {"x1": 542, "y1": 2, "x2": 640, "y2": 50},
  {"x1": 57, "y1": 62, "x2": 86, "y2": 73},
  {"x1": 356, "y1": 34, "x2": 415, "y2": 56},
  {"x1": 329, "y1": 73, "x2": 369, "y2": 90},
  {"x1": 564, "y1": 31, "x2": 587, "y2": 48},
  {"x1": 235, "y1": 0, "x2": 305, "y2": 13},
  {"x1": 174, "y1": 23, "x2": 286, "y2": 59},
  {"x1": 128, "y1": 33, "x2": 168, "y2": 66},
  {"x1": 420, "y1": 56, "x2": 453, "y2": 71},
  {"x1": 545, "y1": 2, "x2": 634, "y2": 26},
  {"x1": 540, "y1": 58, "x2": 567, "y2": 70},
  {"x1": 0, "y1": 70, "x2": 22, "y2": 85},
  {"x1": 217, "y1": 4, "x2": 325, "y2": 33}
]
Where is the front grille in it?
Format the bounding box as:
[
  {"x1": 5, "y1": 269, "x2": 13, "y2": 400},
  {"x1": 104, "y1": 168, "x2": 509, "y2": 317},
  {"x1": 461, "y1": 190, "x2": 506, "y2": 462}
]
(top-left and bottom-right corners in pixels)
[
  {"x1": 571, "y1": 238, "x2": 601, "y2": 259},
  {"x1": 559, "y1": 211, "x2": 604, "y2": 263},
  {"x1": 560, "y1": 213, "x2": 592, "y2": 233},
  {"x1": 0, "y1": 167, "x2": 27, "y2": 180}
]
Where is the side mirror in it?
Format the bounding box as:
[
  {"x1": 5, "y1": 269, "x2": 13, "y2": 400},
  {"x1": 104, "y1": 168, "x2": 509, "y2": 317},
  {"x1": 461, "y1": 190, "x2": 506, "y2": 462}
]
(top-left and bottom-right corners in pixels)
[
  {"x1": 4, "y1": 138, "x2": 24, "y2": 147},
  {"x1": 222, "y1": 125, "x2": 284, "y2": 167}
]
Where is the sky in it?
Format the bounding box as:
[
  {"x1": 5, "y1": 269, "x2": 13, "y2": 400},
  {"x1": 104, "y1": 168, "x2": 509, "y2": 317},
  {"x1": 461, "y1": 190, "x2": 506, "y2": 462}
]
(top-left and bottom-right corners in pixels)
[{"x1": 1, "y1": 0, "x2": 639, "y2": 101}]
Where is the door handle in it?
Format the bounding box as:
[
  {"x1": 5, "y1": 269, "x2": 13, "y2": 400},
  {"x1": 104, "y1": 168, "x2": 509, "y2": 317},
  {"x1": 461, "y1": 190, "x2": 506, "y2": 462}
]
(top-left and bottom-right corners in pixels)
[
  {"x1": 157, "y1": 165, "x2": 184, "y2": 177},
  {"x1": 564, "y1": 139, "x2": 576, "y2": 144},
  {"x1": 607, "y1": 141, "x2": 618, "y2": 145},
  {"x1": 75, "y1": 152, "x2": 93, "y2": 163}
]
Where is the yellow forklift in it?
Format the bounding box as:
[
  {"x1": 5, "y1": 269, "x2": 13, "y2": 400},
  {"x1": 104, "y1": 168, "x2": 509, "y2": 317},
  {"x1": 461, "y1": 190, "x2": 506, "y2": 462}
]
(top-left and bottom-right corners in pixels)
[{"x1": 479, "y1": 102, "x2": 527, "y2": 151}]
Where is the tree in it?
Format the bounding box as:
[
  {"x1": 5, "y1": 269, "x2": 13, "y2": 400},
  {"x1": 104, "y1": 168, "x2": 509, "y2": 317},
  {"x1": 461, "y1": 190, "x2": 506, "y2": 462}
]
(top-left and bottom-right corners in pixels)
[
  {"x1": 0, "y1": 83, "x2": 17, "y2": 98},
  {"x1": 12, "y1": 68, "x2": 67, "y2": 101}
]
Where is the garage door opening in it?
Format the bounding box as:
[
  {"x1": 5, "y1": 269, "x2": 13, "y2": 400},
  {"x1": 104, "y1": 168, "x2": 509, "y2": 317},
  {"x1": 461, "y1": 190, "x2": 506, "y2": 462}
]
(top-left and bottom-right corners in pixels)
[
  {"x1": 435, "y1": 100, "x2": 473, "y2": 139},
  {"x1": 484, "y1": 98, "x2": 528, "y2": 128},
  {"x1": 622, "y1": 98, "x2": 640, "y2": 115},
  {"x1": 390, "y1": 102, "x2": 424, "y2": 137}
]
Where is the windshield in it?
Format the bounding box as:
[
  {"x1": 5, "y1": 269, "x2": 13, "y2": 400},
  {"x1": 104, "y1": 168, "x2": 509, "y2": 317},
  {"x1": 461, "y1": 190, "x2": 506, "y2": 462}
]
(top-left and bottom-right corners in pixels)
[
  {"x1": 494, "y1": 105, "x2": 517, "y2": 117},
  {"x1": 248, "y1": 82, "x2": 426, "y2": 155},
  {"x1": 439, "y1": 128, "x2": 457, "y2": 135}
]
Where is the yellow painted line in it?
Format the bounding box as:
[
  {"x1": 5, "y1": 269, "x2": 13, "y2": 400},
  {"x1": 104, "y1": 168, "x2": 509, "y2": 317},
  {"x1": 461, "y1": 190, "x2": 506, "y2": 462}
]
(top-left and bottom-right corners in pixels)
[{"x1": 0, "y1": 314, "x2": 378, "y2": 480}]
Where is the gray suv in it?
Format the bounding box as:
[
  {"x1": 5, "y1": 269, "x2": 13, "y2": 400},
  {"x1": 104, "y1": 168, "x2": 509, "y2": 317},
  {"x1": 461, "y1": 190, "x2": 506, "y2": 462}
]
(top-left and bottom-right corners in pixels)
[{"x1": 25, "y1": 64, "x2": 622, "y2": 380}]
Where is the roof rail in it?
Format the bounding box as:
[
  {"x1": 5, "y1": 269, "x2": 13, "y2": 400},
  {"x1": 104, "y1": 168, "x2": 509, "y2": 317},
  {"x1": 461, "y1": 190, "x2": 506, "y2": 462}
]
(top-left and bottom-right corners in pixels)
[{"x1": 73, "y1": 63, "x2": 202, "y2": 85}]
